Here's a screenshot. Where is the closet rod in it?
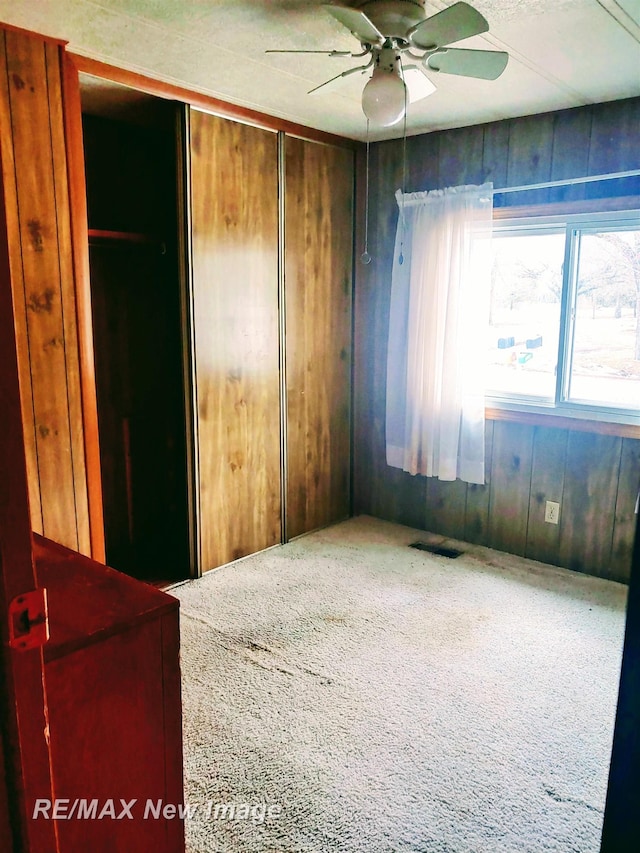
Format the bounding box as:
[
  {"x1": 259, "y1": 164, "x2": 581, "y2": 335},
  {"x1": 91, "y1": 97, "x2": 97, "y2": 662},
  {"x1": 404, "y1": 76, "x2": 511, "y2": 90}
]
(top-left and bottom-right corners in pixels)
[{"x1": 494, "y1": 168, "x2": 640, "y2": 195}]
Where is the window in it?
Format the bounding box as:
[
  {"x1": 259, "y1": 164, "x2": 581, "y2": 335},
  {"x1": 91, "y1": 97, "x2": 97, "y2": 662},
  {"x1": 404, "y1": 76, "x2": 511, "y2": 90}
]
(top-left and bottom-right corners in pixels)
[{"x1": 487, "y1": 210, "x2": 640, "y2": 423}]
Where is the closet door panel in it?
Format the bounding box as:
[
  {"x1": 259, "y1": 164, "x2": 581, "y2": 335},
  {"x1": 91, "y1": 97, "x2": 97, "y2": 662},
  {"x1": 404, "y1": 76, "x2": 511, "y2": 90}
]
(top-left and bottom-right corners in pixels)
[
  {"x1": 190, "y1": 111, "x2": 280, "y2": 570},
  {"x1": 285, "y1": 138, "x2": 354, "y2": 538}
]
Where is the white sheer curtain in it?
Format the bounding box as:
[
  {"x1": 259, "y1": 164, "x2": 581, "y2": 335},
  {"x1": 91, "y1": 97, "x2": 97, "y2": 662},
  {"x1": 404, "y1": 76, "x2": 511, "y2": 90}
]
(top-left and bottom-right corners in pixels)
[{"x1": 386, "y1": 183, "x2": 493, "y2": 484}]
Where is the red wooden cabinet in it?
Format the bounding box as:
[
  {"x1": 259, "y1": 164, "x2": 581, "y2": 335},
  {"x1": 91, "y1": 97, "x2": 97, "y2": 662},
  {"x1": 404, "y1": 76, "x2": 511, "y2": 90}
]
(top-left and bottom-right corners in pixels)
[{"x1": 32, "y1": 535, "x2": 185, "y2": 852}]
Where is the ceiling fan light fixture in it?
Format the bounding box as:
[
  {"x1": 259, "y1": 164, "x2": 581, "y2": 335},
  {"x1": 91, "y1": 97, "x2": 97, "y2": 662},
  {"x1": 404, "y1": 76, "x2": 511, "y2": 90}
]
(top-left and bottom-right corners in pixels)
[
  {"x1": 274, "y1": 1, "x2": 509, "y2": 128},
  {"x1": 362, "y1": 67, "x2": 406, "y2": 127}
]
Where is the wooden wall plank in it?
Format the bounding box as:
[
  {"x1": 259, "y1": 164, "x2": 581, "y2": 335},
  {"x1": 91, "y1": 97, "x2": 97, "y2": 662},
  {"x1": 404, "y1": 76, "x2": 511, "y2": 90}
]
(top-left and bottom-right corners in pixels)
[
  {"x1": 611, "y1": 438, "x2": 640, "y2": 583},
  {"x1": 404, "y1": 133, "x2": 441, "y2": 195},
  {"x1": 586, "y1": 98, "x2": 640, "y2": 199},
  {"x1": 482, "y1": 120, "x2": 510, "y2": 189},
  {"x1": 525, "y1": 426, "x2": 568, "y2": 564},
  {"x1": 0, "y1": 29, "x2": 90, "y2": 552},
  {"x1": 548, "y1": 107, "x2": 592, "y2": 203},
  {"x1": 386, "y1": 470, "x2": 428, "y2": 530},
  {"x1": 352, "y1": 143, "x2": 371, "y2": 517},
  {"x1": 426, "y1": 478, "x2": 467, "y2": 539},
  {"x1": 0, "y1": 29, "x2": 42, "y2": 533},
  {"x1": 488, "y1": 421, "x2": 534, "y2": 556},
  {"x1": 437, "y1": 124, "x2": 485, "y2": 188},
  {"x1": 352, "y1": 249, "x2": 373, "y2": 508},
  {"x1": 464, "y1": 420, "x2": 494, "y2": 544},
  {"x1": 45, "y1": 41, "x2": 90, "y2": 555},
  {"x1": 406, "y1": 131, "x2": 440, "y2": 191},
  {"x1": 190, "y1": 111, "x2": 280, "y2": 570},
  {"x1": 505, "y1": 112, "x2": 554, "y2": 205},
  {"x1": 558, "y1": 432, "x2": 622, "y2": 578},
  {"x1": 4, "y1": 32, "x2": 77, "y2": 545},
  {"x1": 354, "y1": 139, "x2": 413, "y2": 524},
  {"x1": 285, "y1": 137, "x2": 353, "y2": 539},
  {"x1": 354, "y1": 132, "x2": 432, "y2": 532},
  {"x1": 7, "y1": 33, "x2": 78, "y2": 548}
]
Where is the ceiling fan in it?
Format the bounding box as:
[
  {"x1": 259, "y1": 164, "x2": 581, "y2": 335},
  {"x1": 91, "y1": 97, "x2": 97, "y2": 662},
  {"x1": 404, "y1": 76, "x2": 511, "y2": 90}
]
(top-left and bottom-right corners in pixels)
[{"x1": 267, "y1": 1, "x2": 509, "y2": 127}]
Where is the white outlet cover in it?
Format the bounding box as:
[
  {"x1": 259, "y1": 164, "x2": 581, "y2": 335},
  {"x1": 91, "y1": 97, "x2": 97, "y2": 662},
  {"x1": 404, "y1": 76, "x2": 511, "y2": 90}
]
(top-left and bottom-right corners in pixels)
[{"x1": 545, "y1": 501, "x2": 560, "y2": 524}]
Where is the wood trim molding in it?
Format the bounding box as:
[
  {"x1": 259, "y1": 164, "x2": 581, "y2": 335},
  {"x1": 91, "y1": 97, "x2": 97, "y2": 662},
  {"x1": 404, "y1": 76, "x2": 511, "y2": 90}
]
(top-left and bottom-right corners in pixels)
[
  {"x1": 62, "y1": 52, "x2": 106, "y2": 562},
  {"x1": 486, "y1": 406, "x2": 640, "y2": 439},
  {"x1": 69, "y1": 53, "x2": 359, "y2": 151},
  {"x1": 494, "y1": 196, "x2": 640, "y2": 220},
  {"x1": 0, "y1": 20, "x2": 66, "y2": 47}
]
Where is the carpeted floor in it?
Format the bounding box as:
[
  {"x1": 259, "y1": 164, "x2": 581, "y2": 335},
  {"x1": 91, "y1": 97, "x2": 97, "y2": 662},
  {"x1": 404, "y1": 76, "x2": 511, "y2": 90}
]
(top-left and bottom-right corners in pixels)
[{"x1": 172, "y1": 515, "x2": 627, "y2": 853}]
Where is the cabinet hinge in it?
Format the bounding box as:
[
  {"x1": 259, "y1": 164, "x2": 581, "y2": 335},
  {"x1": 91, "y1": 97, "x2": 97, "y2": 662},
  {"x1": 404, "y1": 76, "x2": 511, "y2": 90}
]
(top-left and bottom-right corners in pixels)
[{"x1": 9, "y1": 588, "x2": 49, "y2": 651}]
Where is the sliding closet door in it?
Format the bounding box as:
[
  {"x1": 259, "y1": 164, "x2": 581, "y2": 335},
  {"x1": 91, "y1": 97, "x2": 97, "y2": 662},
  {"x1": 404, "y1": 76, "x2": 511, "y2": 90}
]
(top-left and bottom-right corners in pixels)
[
  {"x1": 190, "y1": 110, "x2": 280, "y2": 571},
  {"x1": 285, "y1": 137, "x2": 354, "y2": 539}
]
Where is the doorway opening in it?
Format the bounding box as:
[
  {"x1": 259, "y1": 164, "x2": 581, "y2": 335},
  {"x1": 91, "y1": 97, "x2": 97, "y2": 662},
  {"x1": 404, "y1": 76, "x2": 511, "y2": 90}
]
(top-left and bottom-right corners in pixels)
[{"x1": 80, "y1": 76, "x2": 192, "y2": 583}]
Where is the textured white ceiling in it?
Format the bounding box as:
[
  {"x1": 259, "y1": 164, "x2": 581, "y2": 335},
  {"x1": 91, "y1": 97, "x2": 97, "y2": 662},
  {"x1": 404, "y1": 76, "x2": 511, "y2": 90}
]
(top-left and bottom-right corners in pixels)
[{"x1": 1, "y1": 0, "x2": 639, "y2": 140}]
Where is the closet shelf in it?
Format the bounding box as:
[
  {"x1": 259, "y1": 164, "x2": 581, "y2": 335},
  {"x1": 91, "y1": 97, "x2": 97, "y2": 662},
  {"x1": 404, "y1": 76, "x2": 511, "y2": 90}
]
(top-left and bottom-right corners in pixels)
[{"x1": 88, "y1": 228, "x2": 160, "y2": 245}]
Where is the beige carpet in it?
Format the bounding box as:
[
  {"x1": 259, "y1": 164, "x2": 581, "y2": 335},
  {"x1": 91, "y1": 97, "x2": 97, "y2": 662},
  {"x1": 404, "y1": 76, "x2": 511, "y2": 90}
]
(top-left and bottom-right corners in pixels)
[{"x1": 172, "y1": 515, "x2": 627, "y2": 853}]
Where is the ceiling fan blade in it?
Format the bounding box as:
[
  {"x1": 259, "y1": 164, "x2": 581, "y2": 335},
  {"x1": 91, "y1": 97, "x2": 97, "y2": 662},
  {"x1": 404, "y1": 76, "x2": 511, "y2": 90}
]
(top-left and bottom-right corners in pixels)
[
  {"x1": 266, "y1": 49, "x2": 353, "y2": 56},
  {"x1": 402, "y1": 65, "x2": 437, "y2": 103},
  {"x1": 323, "y1": 4, "x2": 384, "y2": 46},
  {"x1": 427, "y1": 48, "x2": 508, "y2": 80},
  {"x1": 410, "y1": 2, "x2": 489, "y2": 50},
  {"x1": 308, "y1": 62, "x2": 371, "y2": 95}
]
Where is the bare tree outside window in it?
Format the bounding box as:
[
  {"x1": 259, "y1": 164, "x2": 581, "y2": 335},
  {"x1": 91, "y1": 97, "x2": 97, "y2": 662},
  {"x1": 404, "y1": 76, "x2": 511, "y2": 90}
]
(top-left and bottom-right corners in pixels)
[{"x1": 487, "y1": 216, "x2": 640, "y2": 415}]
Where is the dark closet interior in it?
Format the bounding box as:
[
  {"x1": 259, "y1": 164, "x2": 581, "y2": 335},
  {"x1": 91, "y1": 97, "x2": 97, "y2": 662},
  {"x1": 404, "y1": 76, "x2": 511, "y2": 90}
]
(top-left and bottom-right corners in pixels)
[{"x1": 81, "y1": 82, "x2": 190, "y2": 581}]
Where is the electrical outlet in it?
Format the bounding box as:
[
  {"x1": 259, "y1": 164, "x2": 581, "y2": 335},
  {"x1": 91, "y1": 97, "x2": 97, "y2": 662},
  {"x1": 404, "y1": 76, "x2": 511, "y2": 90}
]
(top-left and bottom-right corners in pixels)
[{"x1": 545, "y1": 500, "x2": 560, "y2": 524}]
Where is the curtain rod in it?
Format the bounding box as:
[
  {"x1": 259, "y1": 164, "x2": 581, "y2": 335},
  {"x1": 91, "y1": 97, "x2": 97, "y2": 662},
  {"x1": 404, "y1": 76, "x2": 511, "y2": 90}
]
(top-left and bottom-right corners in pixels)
[{"x1": 494, "y1": 168, "x2": 640, "y2": 195}]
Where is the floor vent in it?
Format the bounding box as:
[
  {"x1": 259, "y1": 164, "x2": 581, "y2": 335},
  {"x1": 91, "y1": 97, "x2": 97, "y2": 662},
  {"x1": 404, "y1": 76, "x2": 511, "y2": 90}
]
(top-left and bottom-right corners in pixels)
[{"x1": 409, "y1": 542, "x2": 463, "y2": 559}]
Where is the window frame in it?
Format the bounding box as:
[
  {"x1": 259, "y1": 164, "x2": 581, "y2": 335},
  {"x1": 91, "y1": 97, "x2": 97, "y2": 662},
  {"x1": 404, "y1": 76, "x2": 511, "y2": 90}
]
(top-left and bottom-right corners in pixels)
[{"x1": 486, "y1": 206, "x2": 640, "y2": 431}]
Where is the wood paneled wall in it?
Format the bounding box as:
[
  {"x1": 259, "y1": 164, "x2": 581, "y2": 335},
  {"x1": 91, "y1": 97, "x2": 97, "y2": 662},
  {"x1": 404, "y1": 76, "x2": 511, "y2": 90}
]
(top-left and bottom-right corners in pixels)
[
  {"x1": 0, "y1": 28, "x2": 91, "y2": 554},
  {"x1": 354, "y1": 97, "x2": 640, "y2": 583},
  {"x1": 285, "y1": 138, "x2": 354, "y2": 539},
  {"x1": 410, "y1": 421, "x2": 639, "y2": 583},
  {"x1": 190, "y1": 110, "x2": 281, "y2": 571}
]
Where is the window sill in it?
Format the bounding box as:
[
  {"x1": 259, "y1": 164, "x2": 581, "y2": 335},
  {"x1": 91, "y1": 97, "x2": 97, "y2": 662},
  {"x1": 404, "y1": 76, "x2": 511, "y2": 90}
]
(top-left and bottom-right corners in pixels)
[{"x1": 485, "y1": 404, "x2": 640, "y2": 439}]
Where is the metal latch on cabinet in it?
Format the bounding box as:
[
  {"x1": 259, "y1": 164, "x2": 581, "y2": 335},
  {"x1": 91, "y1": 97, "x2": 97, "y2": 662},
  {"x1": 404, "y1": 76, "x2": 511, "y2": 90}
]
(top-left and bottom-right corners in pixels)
[{"x1": 9, "y1": 588, "x2": 49, "y2": 650}]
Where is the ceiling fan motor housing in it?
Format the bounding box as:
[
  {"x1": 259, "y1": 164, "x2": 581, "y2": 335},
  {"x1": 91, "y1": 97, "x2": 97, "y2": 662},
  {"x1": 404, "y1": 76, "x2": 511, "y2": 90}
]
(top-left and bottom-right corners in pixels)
[
  {"x1": 360, "y1": 0, "x2": 426, "y2": 42},
  {"x1": 374, "y1": 47, "x2": 403, "y2": 73}
]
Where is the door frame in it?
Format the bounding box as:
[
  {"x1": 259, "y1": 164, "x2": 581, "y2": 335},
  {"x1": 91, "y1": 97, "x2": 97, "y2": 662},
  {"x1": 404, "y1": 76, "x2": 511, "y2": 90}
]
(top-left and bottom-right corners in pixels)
[
  {"x1": 64, "y1": 58, "x2": 201, "y2": 579},
  {"x1": 62, "y1": 54, "x2": 105, "y2": 564},
  {"x1": 176, "y1": 103, "x2": 201, "y2": 579}
]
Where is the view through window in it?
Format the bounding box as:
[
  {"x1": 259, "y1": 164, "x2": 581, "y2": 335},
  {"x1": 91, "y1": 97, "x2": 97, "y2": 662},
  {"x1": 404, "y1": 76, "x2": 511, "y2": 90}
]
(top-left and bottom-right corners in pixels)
[{"x1": 487, "y1": 212, "x2": 640, "y2": 417}]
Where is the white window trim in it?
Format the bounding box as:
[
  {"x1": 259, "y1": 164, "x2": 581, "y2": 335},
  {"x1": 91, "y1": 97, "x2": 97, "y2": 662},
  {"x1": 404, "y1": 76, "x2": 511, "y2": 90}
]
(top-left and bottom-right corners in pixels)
[{"x1": 486, "y1": 208, "x2": 640, "y2": 427}]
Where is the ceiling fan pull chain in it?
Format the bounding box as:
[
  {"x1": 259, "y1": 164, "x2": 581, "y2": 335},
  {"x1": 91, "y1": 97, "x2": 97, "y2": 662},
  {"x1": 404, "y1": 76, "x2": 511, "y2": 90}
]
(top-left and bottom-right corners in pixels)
[
  {"x1": 398, "y1": 70, "x2": 408, "y2": 266},
  {"x1": 361, "y1": 121, "x2": 372, "y2": 265}
]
